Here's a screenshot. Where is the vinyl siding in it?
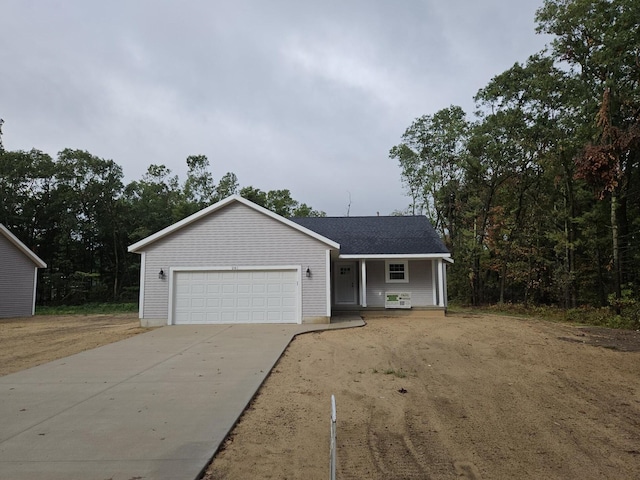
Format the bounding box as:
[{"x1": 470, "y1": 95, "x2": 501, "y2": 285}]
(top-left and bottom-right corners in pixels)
[
  {"x1": 141, "y1": 202, "x2": 331, "y2": 320},
  {"x1": 365, "y1": 259, "x2": 434, "y2": 307},
  {"x1": 0, "y1": 235, "x2": 37, "y2": 318}
]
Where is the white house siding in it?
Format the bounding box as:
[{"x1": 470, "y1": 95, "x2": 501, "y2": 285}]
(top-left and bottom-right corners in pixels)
[
  {"x1": 141, "y1": 202, "x2": 330, "y2": 322},
  {"x1": 0, "y1": 235, "x2": 37, "y2": 318},
  {"x1": 365, "y1": 259, "x2": 434, "y2": 308}
]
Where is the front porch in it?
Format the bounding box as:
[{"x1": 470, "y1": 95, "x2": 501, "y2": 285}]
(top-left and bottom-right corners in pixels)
[
  {"x1": 330, "y1": 256, "x2": 450, "y2": 313},
  {"x1": 332, "y1": 306, "x2": 447, "y2": 319}
]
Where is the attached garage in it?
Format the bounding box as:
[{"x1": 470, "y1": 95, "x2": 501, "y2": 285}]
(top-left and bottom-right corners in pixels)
[
  {"x1": 171, "y1": 268, "x2": 300, "y2": 324},
  {"x1": 128, "y1": 196, "x2": 338, "y2": 326}
]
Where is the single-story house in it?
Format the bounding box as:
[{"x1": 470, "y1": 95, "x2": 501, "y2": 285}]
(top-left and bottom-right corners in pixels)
[
  {"x1": 0, "y1": 224, "x2": 47, "y2": 318},
  {"x1": 128, "y1": 195, "x2": 451, "y2": 327}
]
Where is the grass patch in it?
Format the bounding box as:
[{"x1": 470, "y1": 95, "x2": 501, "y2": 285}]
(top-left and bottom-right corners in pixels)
[
  {"x1": 36, "y1": 303, "x2": 138, "y2": 315},
  {"x1": 382, "y1": 368, "x2": 407, "y2": 378},
  {"x1": 448, "y1": 302, "x2": 640, "y2": 330}
]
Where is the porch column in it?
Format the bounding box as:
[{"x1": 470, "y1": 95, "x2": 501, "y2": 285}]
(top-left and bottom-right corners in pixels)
[
  {"x1": 442, "y1": 260, "x2": 448, "y2": 307},
  {"x1": 432, "y1": 260, "x2": 438, "y2": 306},
  {"x1": 360, "y1": 259, "x2": 367, "y2": 307},
  {"x1": 437, "y1": 258, "x2": 445, "y2": 307}
]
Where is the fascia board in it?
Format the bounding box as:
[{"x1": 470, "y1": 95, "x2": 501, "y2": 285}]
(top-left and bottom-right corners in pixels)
[{"x1": 339, "y1": 253, "x2": 452, "y2": 260}]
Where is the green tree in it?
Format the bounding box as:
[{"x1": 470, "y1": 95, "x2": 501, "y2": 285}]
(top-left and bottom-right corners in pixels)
[
  {"x1": 183, "y1": 155, "x2": 215, "y2": 206},
  {"x1": 51, "y1": 149, "x2": 126, "y2": 302},
  {"x1": 389, "y1": 106, "x2": 469, "y2": 232},
  {"x1": 216, "y1": 172, "x2": 239, "y2": 199},
  {"x1": 239, "y1": 186, "x2": 268, "y2": 208},
  {"x1": 124, "y1": 164, "x2": 182, "y2": 242},
  {"x1": 537, "y1": 0, "x2": 640, "y2": 306}
]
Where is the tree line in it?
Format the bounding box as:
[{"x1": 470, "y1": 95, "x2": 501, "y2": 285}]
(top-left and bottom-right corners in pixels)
[
  {"x1": 0, "y1": 134, "x2": 324, "y2": 305},
  {"x1": 390, "y1": 0, "x2": 640, "y2": 315}
]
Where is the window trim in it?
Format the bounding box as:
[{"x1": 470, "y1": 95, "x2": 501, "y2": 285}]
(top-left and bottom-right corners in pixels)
[{"x1": 385, "y1": 260, "x2": 409, "y2": 283}]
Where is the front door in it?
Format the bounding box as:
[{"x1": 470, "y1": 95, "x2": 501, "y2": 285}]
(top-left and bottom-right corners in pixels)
[{"x1": 334, "y1": 261, "x2": 357, "y2": 305}]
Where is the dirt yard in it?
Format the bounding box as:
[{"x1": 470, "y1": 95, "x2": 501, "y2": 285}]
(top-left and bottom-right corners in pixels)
[
  {"x1": 0, "y1": 313, "x2": 145, "y2": 376},
  {"x1": 205, "y1": 313, "x2": 640, "y2": 480},
  {"x1": 2, "y1": 312, "x2": 639, "y2": 479}
]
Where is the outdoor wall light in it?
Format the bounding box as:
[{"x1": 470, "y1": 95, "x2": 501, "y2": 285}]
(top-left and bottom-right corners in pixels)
[
  {"x1": 158, "y1": 269, "x2": 166, "y2": 279},
  {"x1": 306, "y1": 267, "x2": 311, "y2": 278}
]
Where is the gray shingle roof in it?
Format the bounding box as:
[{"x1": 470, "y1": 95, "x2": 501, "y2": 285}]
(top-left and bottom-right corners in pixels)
[{"x1": 290, "y1": 216, "x2": 449, "y2": 255}]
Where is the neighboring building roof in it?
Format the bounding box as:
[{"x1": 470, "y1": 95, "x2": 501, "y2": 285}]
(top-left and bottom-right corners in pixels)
[
  {"x1": 128, "y1": 195, "x2": 340, "y2": 253},
  {"x1": 0, "y1": 224, "x2": 47, "y2": 268},
  {"x1": 290, "y1": 216, "x2": 450, "y2": 257}
]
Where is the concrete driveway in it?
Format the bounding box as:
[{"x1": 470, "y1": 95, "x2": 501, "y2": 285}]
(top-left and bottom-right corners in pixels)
[{"x1": 0, "y1": 319, "x2": 363, "y2": 480}]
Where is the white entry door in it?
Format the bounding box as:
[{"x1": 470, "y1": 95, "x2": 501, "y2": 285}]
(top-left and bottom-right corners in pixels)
[
  {"x1": 172, "y1": 269, "x2": 299, "y2": 324},
  {"x1": 334, "y1": 261, "x2": 357, "y2": 305}
]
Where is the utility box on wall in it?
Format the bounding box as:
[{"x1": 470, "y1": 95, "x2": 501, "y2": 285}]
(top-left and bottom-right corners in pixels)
[{"x1": 385, "y1": 292, "x2": 411, "y2": 309}]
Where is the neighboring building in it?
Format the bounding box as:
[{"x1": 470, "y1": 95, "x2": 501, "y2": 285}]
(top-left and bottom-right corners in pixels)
[
  {"x1": 0, "y1": 224, "x2": 47, "y2": 318},
  {"x1": 128, "y1": 195, "x2": 452, "y2": 326}
]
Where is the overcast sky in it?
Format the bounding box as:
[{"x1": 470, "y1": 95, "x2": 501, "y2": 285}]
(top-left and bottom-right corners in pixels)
[{"x1": 1, "y1": 1, "x2": 551, "y2": 216}]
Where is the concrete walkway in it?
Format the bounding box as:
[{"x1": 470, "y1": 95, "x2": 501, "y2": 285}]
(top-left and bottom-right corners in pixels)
[{"x1": 0, "y1": 319, "x2": 364, "y2": 480}]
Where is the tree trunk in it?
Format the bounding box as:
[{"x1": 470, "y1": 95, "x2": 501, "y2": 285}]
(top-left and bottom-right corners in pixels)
[{"x1": 611, "y1": 192, "x2": 622, "y2": 313}]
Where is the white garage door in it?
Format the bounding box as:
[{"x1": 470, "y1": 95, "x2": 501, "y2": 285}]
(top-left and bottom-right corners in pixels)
[{"x1": 172, "y1": 269, "x2": 299, "y2": 324}]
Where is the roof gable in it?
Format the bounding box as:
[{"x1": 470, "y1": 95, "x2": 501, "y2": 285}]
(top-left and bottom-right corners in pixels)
[
  {"x1": 290, "y1": 216, "x2": 450, "y2": 256},
  {"x1": 0, "y1": 224, "x2": 47, "y2": 268},
  {"x1": 128, "y1": 195, "x2": 340, "y2": 253}
]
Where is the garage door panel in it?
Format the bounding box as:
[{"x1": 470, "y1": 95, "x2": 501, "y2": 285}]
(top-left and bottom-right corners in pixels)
[
  {"x1": 173, "y1": 269, "x2": 299, "y2": 324},
  {"x1": 221, "y1": 297, "x2": 236, "y2": 308},
  {"x1": 220, "y1": 311, "x2": 235, "y2": 322},
  {"x1": 252, "y1": 297, "x2": 265, "y2": 307},
  {"x1": 191, "y1": 298, "x2": 206, "y2": 308},
  {"x1": 206, "y1": 297, "x2": 221, "y2": 308},
  {"x1": 267, "y1": 297, "x2": 281, "y2": 307}
]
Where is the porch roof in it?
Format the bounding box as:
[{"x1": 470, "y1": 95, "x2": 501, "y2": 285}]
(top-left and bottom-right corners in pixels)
[{"x1": 289, "y1": 216, "x2": 449, "y2": 256}]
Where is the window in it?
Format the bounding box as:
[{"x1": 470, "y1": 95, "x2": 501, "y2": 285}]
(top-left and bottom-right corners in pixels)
[{"x1": 385, "y1": 260, "x2": 409, "y2": 283}]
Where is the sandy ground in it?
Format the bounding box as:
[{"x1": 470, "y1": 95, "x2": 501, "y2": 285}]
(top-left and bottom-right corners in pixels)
[
  {"x1": 2, "y1": 312, "x2": 639, "y2": 479},
  {"x1": 0, "y1": 313, "x2": 146, "y2": 376},
  {"x1": 204, "y1": 313, "x2": 640, "y2": 480}
]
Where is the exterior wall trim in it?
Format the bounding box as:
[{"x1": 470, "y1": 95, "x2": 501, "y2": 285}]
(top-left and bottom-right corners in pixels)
[
  {"x1": 31, "y1": 266, "x2": 38, "y2": 315},
  {"x1": 167, "y1": 265, "x2": 302, "y2": 325},
  {"x1": 138, "y1": 252, "x2": 146, "y2": 319}
]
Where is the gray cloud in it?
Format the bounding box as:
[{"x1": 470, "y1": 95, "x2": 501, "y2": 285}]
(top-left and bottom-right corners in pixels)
[{"x1": 1, "y1": 0, "x2": 550, "y2": 215}]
